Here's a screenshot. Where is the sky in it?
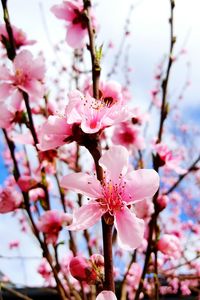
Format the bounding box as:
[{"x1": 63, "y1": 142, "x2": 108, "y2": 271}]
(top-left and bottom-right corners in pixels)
[{"x1": 0, "y1": 0, "x2": 200, "y2": 286}]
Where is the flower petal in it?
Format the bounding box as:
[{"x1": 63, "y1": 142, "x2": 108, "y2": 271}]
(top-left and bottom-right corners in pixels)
[
  {"x1": 124, "y1": 169, "x2": 159, "y2": 203},
  {"x1": 96, "y1": 291, "x2": 117, "y2": 300},
  {"x1": 114, "y1": 207, "x2": 144, "y2": 250},
  {"x1": 99, "y1": 145, "x2": 129, "y2": 182},
  {"x1": 61, "y1": 172, "x2": 102, "y2": 199},
  {"x1": 67, "y1": 200, "x2": 103, "y2": 231},
  {"x1": 66, "y1": 23, "x2": 86, "y2": 48}
]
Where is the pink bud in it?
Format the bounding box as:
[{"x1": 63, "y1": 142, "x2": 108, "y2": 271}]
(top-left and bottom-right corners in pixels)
[
  {"x1": 156, "y1": 195, "x2": 169, "y2": 211},
  {"x1": 69, "y1": 256, "x2": 97, "y2": 283},
  {"x1": 157, "y1": 234, "x2": 181, "y2": 258}
]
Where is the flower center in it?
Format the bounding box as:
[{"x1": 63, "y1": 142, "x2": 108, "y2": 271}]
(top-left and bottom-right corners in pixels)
[
  {"x1": 73, "y1": 9, "x2": 88, "y2": 29},
  {"x1": 100, "y1": 177, "x2": 126, "y2": 215},
  {"x1": 14, "y1": 68, "x2": 28, "y2": 86}
]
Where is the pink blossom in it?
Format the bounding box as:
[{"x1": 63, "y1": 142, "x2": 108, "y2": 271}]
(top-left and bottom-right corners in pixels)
[
  {"x1": 131, "y1": 107, "x2": 149, "y2": 125},
  {"x1": 153, "y1": 142, "x2": 186, "y2": 174},
  {"x1": 0, "y1": 50, "x2": 45, "y2": 103},
  {"x1": 37, "y1": 115, "x2": 73, "y2": 151},
  {"x1": 0, "y1": 187, "x2": 22, "y2": 213},
  {"x1": 61, "y1": 145, "x2": 159, "y2": 250},
  {"x1": 37, "y1": 258, "x2": 53, "y2": 285},
  {"x1": 17, "y1": 175, "x2": 38, "y2": 192},
  {"x1": 37, "y1": 210, "x2": 72, "y2": 244},
  {"x1": 96, "y1": 291, "x2": 117, "y2": 300},
  {"x1": 134, "y1": 198, "x2": 154, "y2": 222},
  {"x1": 9, "y1": 240, "x2": 20, "y2": 249},
  {"x1": 65, "y1": 90, "x2": 134, "y2": 134},
  {"x1": 112, "y1": 122, "x2": 145, "y2": 151},
  {"x1": 0, "y1": 24, "x2": 36, "y2": 49},
  {"x1": 51, "y1": 0, "x2": 96, "y2": 48},
  {"x1": 88, "y1": 81, "x2": 124, "y2": 105},
  {"x1": 126, "y1": 262, "x2": 142, "y2": 299},
  {"x1": 157, "y1": 234, "x2": 181, "y2": 259},
  {"x1": 69, "y1": 256, "x2": 97, "y2": 283}
]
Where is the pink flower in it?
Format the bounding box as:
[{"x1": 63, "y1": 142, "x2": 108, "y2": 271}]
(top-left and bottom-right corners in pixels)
[
  {"x1": 17, "y1": 175, "x2": 38, "y2": 192},
  {"x1": 65, "y1": 90, "x2": 133, "y2": 134},
  {"x1": 61, "y1": 145, "x2": 159, "y2": 250},
  {"x1": 96, "y1": 291, "x2": 117, "y2": 300},
  {"x1": 0, "y1": 49, "x2": 45, "y2": 102},
  {"x1": 153, "y1": 142, "x2": 186, "y2": 174},
  {"x1": 0, "y1": 24, "x2": 36, "y2": 49},
  {"x1": 112, "y1": 122, "x2": 145, "y2": 151},
  {"x1": 37, "y1": 115, "x2": 73, "y2": 151},
  {"x1": 29, "y1": 188, "x2": 45, "y2": 202},
  {"x1": 37, "y1": 258, "x2": 53, "y2": 285},
  {"x1": 86, "y1": 81, "x2": 124, "y2": 105},
  {"x1": 0, "y1": 187, "x2": 22, "y2": 213},
  {"x1": 126, "y1": 262, "x2": 142, "y2": 297},
  {"x1": 37, "y1": 210, "x2": 72, "y2": 244},
  {"x1": 157, "y1": 234, "x2": 181, "y2": 258},
  {"x1": 9, "y1": 240, "x2": 20, "y2": 249},
  {"x1": 51, "y1": 0, "x2": 96, "y2": 48}
]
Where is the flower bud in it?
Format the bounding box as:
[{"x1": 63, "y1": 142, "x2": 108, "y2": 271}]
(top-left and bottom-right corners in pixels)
[
  {"x1": 69, "y1": 256, "x2": 97, "y2": 283},
  {"x1": 156, "y1": 195, "x2": 169, "y2": 211}
]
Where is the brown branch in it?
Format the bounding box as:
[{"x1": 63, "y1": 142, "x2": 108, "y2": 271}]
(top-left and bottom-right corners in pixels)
[
  {"x1": 83, "y1": 0, "x2": 100, "y2": 99},
  {"x1": 157, "y1": 0, "x2": 175, "y2": 142},
  {"x1": 0, "y1": 0, "x2": 16, "y2": 59}
]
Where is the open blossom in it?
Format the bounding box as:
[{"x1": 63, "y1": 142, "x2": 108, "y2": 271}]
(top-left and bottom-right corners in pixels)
[
  {"x1": 157, "y1": 234, "x2": 182, "y2": 259},
  {"x1": 85, "y1": 80, "x2": 124, "y2": 105},
  {"x1": 37, "y1": 258, "x2": 53, "y2": 285},
  {"x1": 112, "y1": 122, "x2": 145, "y2": 151},
  {"x1": 0, "y1": 24, "x2": 35, "y2": 49},
  {"x1": 153, "y1": 142, "x2": 186, "y2": 174},
  {"x1": 0, "y1": 49, "x2": 45, "y2": 103},
  {"x1": 61, "y1": 145, "x2": 159, "y2": 250},
  {"x1": 65, "y1": 89, "x2": 134, "y2": 134},
  {"x1": 37, "y1": 210, "x2": 72, "y2": 244},
  {"x1": 37, "y1": 115, "x2": 73, "y2": 151},
  {"x1": 51, "y1": 0, "x2": 96, "y2": 48},
  {"x1": 0, "y1": 186, "x2": 22, "y2": 213}
]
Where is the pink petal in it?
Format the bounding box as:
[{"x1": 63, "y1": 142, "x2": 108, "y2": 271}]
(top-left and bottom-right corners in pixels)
[
  {"x1": 0, "y1": 65, "x2": 10, "y2": 80},
  {"x1": 67, "y1": 200, "x2": 103, "y2": 230},
  {"x1": 20, "y1": 79, "x2": 44, "y2": 98},
  {"x1": 124, "y1": 169, "x2": 159, "y2": 203},
  {"x1": 51, "y1": 2, "x2": 77, "y2": 22},
  {"x1": 99, "y1": 145, "x2": 129, "y2": 182},
  {"x1": 13, "y1": 50, "x2": 32, "y2": 71},
  {"x1": 10, "y1": 132, "x2": 34, "y2": 145},
  {"x1": 0, "y1": 83, "x2": 13, "y2": 98},
  {"x1": 61, "y1": 172, "x2": 102, "y2": 199},
  {"x1": 96, "y1": 291, "x2": 117, "y2": 300},
  {"x1": 66, "y1": 23, "x2": 86, "y2": 48},
  {"x1": 0, "y1": 102, "x2": 14, "y2": 128},
  {"x1": 37, "y1": 115, "x2": 72, "y2": 151},
  {"x1": 114, "y1": 207, "x2": 145, "y2": 250},
  {"x1": 10, "y1": 90, "x2": 23, "y2": 111}
]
